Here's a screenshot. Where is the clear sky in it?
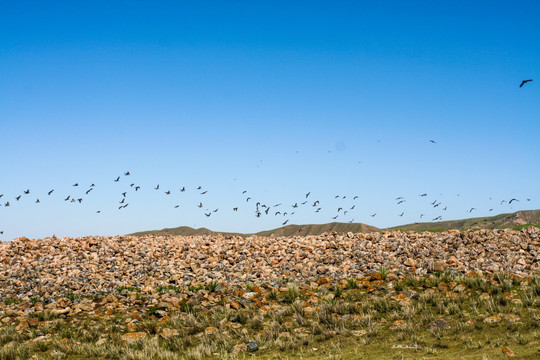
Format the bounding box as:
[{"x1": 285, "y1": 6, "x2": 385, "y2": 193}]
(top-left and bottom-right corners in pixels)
[{"x1": 1, "y1": 1, "x2": 539, "y2": 241}]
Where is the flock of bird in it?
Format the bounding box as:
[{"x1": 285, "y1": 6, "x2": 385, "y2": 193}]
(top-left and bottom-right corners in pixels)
[{"x1": 0, "y1": 79, "x2": 535, "y2": 238}]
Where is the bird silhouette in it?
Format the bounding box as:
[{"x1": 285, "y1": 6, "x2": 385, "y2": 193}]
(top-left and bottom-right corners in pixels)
[
  {"x1": 306, "y1": 192, "x2": 310, "y2": 198},
  {"x1": 24, "y1": 189, "x2": 30, "y2": 194},
  {"x1": 165, "y1": 191, "x2": 171, "y2": 195},
  {"x1": 198, "y1": 202, "x2": 203, "y2": 208},
  {"x1": 370, "y1": 213, "x2": 376, "y2": 217},
  {"x1": 301, "y1": 201, "x2": 308, "y2": 205},
  {"x1": 64, "y1": 196, "x2": 70, "y2": 201},
  {"x1": 233, "y1": 207, "x2": 238, "y2": 212},
  {"x1": 154, "y1": 185, "x2": 159, "y2": 190},
  {"x1": 350, "y1": 205, "x2": 355, "y2": 209},
  {"x1": 420, "y1": 214, "x2": 424, "y2": 218},
  {"x1": 96, "y1": 211, "x2": 101, "y2": 213},
  {"x1": 15, "y1": 195, "x2": 21, "y2": 201},
  {"x1": 397, "y1": 200, "x2": 405, "y2": 204},
  {"x1": 520, "y1": 79, "x2": 533, "y2": 87},
  {"x1": 135, "y1": 186, "x2": 140, "y2": 191},
  {"x1": 175, "y1": 205, "x2": 179, "y2": 208},
  {"x1": 433, "y1": 216, "x2": 442, "y2": 221},
  {"x1": 197, "y1": 186, "x2": 202, "y2": 190},
  {"x1": 86, "y1": 189, "x2": 93, "y2": 195},
  {"x1": 48, "y1": 190, "x2": 54, "y2": 195},
  {"x1": 246, "y1": 197, "x2": 251, "y2": 202},
  {"x1": 395, "y1": 197, "x2": 403, "y2": 200},
  {"x1": 122, "y1": 192, "x2": 126, "y2": 197},
  {"x1": 430, "y1": 140, "x2": 436, "y2": 144},
  {"x1": 90, "y1": 184, "x2": 95, "y2": 187},
  {"x1": 332, "y1": 215, "x2": 338, "y2": 219},
  {"x1": 119, "y1": 198, "x2": 125, "y2": 204},
  {"x1": 292, "y1": 203, "x2": 298, "y2": 208},
  {"x1": 275, "y1": 211, "x2": 281, "y2": 215},
  {"x1": 399, "y1": 212, "x2": 404, "y2": 216},
  {"x1": 201, "y1": 191, "x2": 207, "y2": 195},
  {"x1": 114, "y1": 177, "x2": 120, "y2": 182},
  {"x1": 4, "y1": 202, "x2": 9, "y2": 207},
  {"x1": 242, "y1": 190, "x2": 247, "y2": 194},
  {"x1": 73, "y1": 183, "x2": 78, "y2": 187},
  {"x1": 420, "y1": 193, "x2": 427, "y2": 197},
  {"x1": 213, "y1": 208, "x2": 218, "y2": 213},
  {"x1": 77, "y1": 198, "x2": 82, "y2": 203},
  {"x1": 181, "y1": 187, "x2": 185, "y2": 192},
  {"x1": 35, "y1": 199, "x2": 40, "y2": 204},
  {"x1": 509, "y1": 198, "x2": 519, "y2": 204},
  {"x1": 353, "y1": 196, "x2": 358, "y2": 200},
  {"x1": 205, "y1": 212, "x2": 211, "y2": 217},
  {"x1": 282, "y1": 220, "x2": 289, "y2": 225},
  {"x1": 316, "y1": 208, "x2": 321, "y2": 212},
  {"x1": 337, "y1": 207, "x2": 343, "y2": 212},
  {"x1": 469, "y1": 208, "x2": 476, "y2": 212},
  {"x1": 124, "y1": 171, "x2": 130, "y2": 176}
]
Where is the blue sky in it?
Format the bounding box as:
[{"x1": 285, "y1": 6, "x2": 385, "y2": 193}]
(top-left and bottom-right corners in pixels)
[{"x1": 1, "y1": 1, "x2": 539, "y2": 240}]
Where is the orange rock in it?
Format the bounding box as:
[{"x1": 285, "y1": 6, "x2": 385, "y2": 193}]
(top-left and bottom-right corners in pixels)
[
  {"x1": 204, "y1": 327, "x2": 218, "y2": 336},
  {"x1": 121, "y1": 332, "x2": 147, "y2": 343},
  {"x1": 502, "y1": 346, "x2": 515, "y2": 357},
  {"x1": 160, "y1": 328, "x2": 179, "y2": 338}
]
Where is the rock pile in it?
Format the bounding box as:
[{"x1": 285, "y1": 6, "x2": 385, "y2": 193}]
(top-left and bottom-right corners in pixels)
[{"x1": 0, "y1": 227, "x2": 538, "y2": 299}]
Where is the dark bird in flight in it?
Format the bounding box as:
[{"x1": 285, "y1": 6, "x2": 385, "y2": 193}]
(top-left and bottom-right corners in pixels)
[
  {"x1": 201, "y1": 191, "x2": 207, "y2": 195},
  {"x1": 135, "y1": 186, "x2": 140, "y2": 191},
  {"x1": 527, "y1": 198, "x2": 530, "y2": 201},
  {"x1": 256, "y1": 212, "x2": 261, "y2": 218},
  {"x1": 181, "y1": 187, "x2": 185, "y2": 192},
  {"x1": 165, "y1": 190, "x2": 171, "y2": 195},
  {"x1": 306, "y1": 192, "x2": 310, "y2": 198},
  {"x1": 265, "y1": 208, "x2": 270, "y2": 215},
  {"x1": 242, "y1": 190, "x2": 247, "y2": 194},
  {"x1": 205, "y1": 212, "x2": 211, "y2": 217},
  {"x1": 35, "y1": 199, "x2": 40, "y2": 204},
  {"x1": 119, "y1": 198, "x2": 125, "y2": 204},
  {"x1": 0, "y1": 194, "x2": 2, "y2": 198},
  {"x1": 130, "y1": 183, "x2": 135, "y2": 187},
  {"x1": 443, "y1": 206, "x2": 447, "y2": 211},
  {"x1": 122, "y1": 192, "x2": 126, "y2": 197},
  {"x1": 397, "y1": 200, "x2": 405, "y2": 204},
  {"x1": 353, "y1": 196, "x2": 358, "y2": 200},
  {"x1": 90, "y1": 184, "x2": 95, "y2": 187},
  {"x1": 77, "y1": 198, "x2": 82, "y2": 203},
  {"x1": 155, "y1": 185, "x2": 160, "y2": 190},
  {"x1": 282, "y1": 220, "x2": 289, "y2": 225},
  {"x1": 395, "y1": 197, "x2": 403, "y2": 200},
  {"x1": 292, "y1": 203, "x2": 298, "y2": 208},
  {"x1": 275, "y1": 211, "x2": 281, "y2": 215},
  {"x1": 4, "y1": 202, "x2": 9, "y2": 207},
  {"x1": 430, "y1": 140, "x2": 436, "y2": 144},
  {"x1": 431, "y1": 200, "x2": 437, "y2": 205},
  {"x1": 489, "y1": 208, "x2": 493, "y2": 211},
  {"x1": 233, "y1": 207, "x2": 238, "y2": 211},
  {"x1": 198, "y1": 202, "x2": 203, "y2": 208},
  {"x1": 246, "y1": 197, "x2": 251, "y2": 202},
  {"x1": 274, "y1": 203, "x2": 281, "y2": 207},
  {"x1": 213, "y1": 208, "x2": 218, "y2": 213},
  {"x1": 197, "y1": 186, "x2": 202, "y2": 190},
  {"x1": 124, "y1": 171, "x2": 130, "y2": 176},
  {"x1": 96, "y1": 211, "x2": 101, "y2": 213},
  {"x1": 313, "y1": 201, "x2": 320, "y2": 206},
  {"x1": 15, "y1": 195, "x2": 21, "y2": 201},
  {"x1": 114, "y1": 177, "x2": 120, "y2": 182},
  {"x1": 48, "y1": 190, "x2": 54, "y2": 195},
  {"x1": 301, "y1": 201, "x2": 308, "y2": 205},
  {"x1": 370, "y1": 213, "x2": 376, "y2": 217},
  {"x1": 420, "y1": 214, "x2": 424, "y2": 218},
  {"x1": 520, "y1": 79, "x2": 533, "y2": 87},
  {"x1": 337, "y1": 207, "x2": 343, "y2": 212},
  {"x1": 469, "y1": 208, "x2": 476, "y2": 212},
  {"x1": 433, "y1": 216, "x2": 442, "y2": 221},
  {"x1": 0, "y1": 231, "x2": 3, "y2": 234},
  {"x1": 509, "y1": 198, "x2": 519, "y2": 204},
  {"x1": 399, "y1": 212, "x2": 404, "y2": 216},
  {"x1": 64, "y1": 196, "x2": 70, "y2": 201},
  {"x1": 332, "y1": 215, "x2": 338, "y2": 219},
  {"x1": 283, "y1": 212, "x2": 288, "y2": 216},
  {"x1": 86, "y1": 189, "x2": 93, "y2": 195},
  {"x1": 349, "y1": 219, "x2": 354, "y2": 223},
  {"x1": 420, "y1": 193, "x2": 427, "y2": 197},
  {"x1": 350, "y1": 205, "x2": 355, "y2": 209},
  {"x1": 73, "y1": 183, "x2": 78, "y2": 187},
  {"x1": 501, "y1": 200, "x2": 507, "y2": 205},
  {"x1": 175, "y1": 205, "x2": 179, "y2": 208},
  {"x1": 316, "y1": 208, "x2": 321, "y2": 212},
  {"x1": 24, "y1": 189, "x2": 30, "y2": 194},
  {"x1": 335, "y1": 195, "x2": 339, "y2": 198}
]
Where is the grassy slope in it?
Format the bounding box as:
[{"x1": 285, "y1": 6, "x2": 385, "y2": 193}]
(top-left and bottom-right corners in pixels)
[{"x1": 129, "y1": 210, "x2": 540, "y2": 237}]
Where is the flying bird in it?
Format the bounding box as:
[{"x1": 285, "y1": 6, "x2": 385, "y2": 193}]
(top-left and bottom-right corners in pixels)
[
  {"x1": 35, "y1": 199, "x2": 40, "y2": 204},
  {"x1": 433, "y1": 216, "x2": 442, "y2": 221},
  {"x1": 114, "y1": 177, "x2": 120, "y2": 182},
  {"x1": 469, "y1": 208, "x2": 476, "y2": 213},
  {"x1": 282, "y1": 220, "x2": 289, "y2": 225},
  {"x1": 205, "y1": 212, "x2": 211, "y2": 217},
  {"x1": 135, "y1": 186, "x2": 140, "y2": 191},
  {"x1": 73, "y1": 183, "x2": 78, "y2": 187},
  {"x1": 370, "y1": 213, "x2": 376, "y2": 217},
  {"x1": 233, "y1": 207, "x2": 238, "y2": 211},
  {"x1": 96, "y1": 211, "x2": 101, "y2": 213},
  {"x1": 201, "y1": 191, "x2": 207, "y2": 195},
  {"x1": 86, "y1": 189, "x2": 93, "y2": 195},
  {"x1": 399, "y1": 212, "x2": 404, "y2": 217},
  {"x1": 353, "y1": 196, "x2": 358, "y2": 200},
  {"x1": 155, "y1": 185, "x2": 160, "y2": 190},
  {"x1": 520, "y1": 79, "x2": 533, "y2": 87},
  {"x1": 4, "y1": 202, "x2": 9, "y2": 207},
  {"x1": 181, "y1": 187, "x2": 185, "y2": 192},
  {"x1": 165, "y1": 191, "x2": 171, "y2": 195},
  {"x1": 420, "y1": 193, "x2": 427, "y2": 197},
  {"x1": 130, "y1": 183, "x2": 135, "y2": 187},
  {"x1": 197, "y1": 186, "x2": 202, "y2": 190},
  {"x1": 397, "y1": 200, "x2": 405, "y2": 204},
  {"x1": 198, "y1": 202, "x2": 203, "y2": 208},
  {"x1": 15, "y1": 195, "x2": 21, "y2": 201},
  {"x1": 64, "y1": 196, "x2": 70, "y2": 201},
  {"x1": 124, "y1": 171, "x2": 130, "y2": 176},
  {"x1": 246, "y1": 197, "x2": 251, "y2": 202},
  {"x1": 509, "y1": 198, "x2": 519, "y2": 204},
  {"x1": 306, "y1": 192, "x2": 310, "y2": 198},
  {"x1": 332, "y1": 215, "x2": 338, "y2": 219},
  {"x1": 24, "y1": 189, "x2": 30, "y2": 194},
  {"x1": 122, "y1": 192, "x2": 126, "y2": 197},
  {"x1": 430, "y1": 140, "x2": 436, "y2": 144},
  {"x1": 48, "y1": 190, "x2": 54, "y2": 195},
  {"x1": 175, "y1": 205, "x2": 179, "y2": 208}
]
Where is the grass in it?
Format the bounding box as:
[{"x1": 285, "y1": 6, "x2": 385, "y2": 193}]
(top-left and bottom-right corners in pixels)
[{"x1": 1, "y1": 271, "x2": 538, "y2": 359}]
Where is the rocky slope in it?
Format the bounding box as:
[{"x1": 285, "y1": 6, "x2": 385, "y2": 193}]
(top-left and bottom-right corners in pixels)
[{"x1": 1, "y1": 227, "x2": 538, "y2": 300}]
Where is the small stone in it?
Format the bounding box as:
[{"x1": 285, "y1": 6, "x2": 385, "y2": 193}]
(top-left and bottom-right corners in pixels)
[
  {"x1": 96, "y1": 338, "x2": 107, "y2": 346},
  {"x1": 391, "y1": 320, "x2": 407, "y2": 330},
  {"x1": 502, "y1": 346, "x2": 515, "y2": 357},
  {"x1": 204, "y1": 327, "x2": 218, "y2": 336},
  {"x1": 484, "y1": 315, "x2": 501, "y2": 324},
  {"x1": 121, "y1": 332, "x2": 147, "y2": 344},
  {"x1": 427, "y1": 319, "x2": 450, "y2": 330},
  {"x1": 242, "y1": 292, "x2": 258, "y2": 301},
  {"x1": 247, "y1": 340, "x2": 259, "y2": 352},
  {"x1": 160, "y1": 328, "x2": 179, "y2": 338},
  {"x1": 232, "y1": 343, "x2": 247, "y2": 353}
]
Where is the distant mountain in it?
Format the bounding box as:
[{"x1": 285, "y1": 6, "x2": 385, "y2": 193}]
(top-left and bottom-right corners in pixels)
[
  {"x1": 387, "y1": 210, "x2": 540, "y2": 232},
  {"x1": 254, "y1": 222, "x2": 380, "y2": 237},
  {"x1": 129, "y1": 210, "x2": 539, "y2": 237}
]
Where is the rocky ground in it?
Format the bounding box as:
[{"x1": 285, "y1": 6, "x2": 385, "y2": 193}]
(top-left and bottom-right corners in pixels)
[{"x1": 0, "y1": 228, "x2": 539, "y2": 359}]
